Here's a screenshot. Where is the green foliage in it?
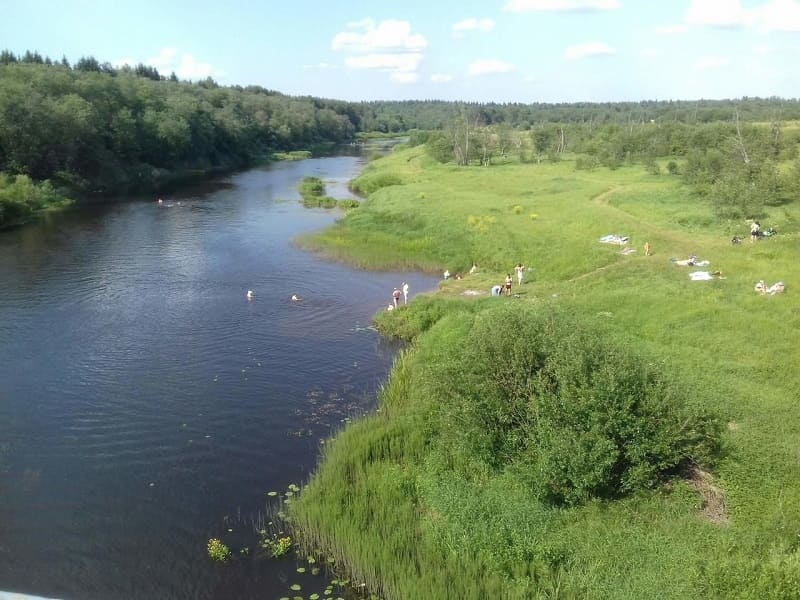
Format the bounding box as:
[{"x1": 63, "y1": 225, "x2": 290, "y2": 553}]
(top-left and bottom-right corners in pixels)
[
  {"x1": 424, "y1": 305, "x2": 722, "y2": 505},
  {"x1": 273, "y1": 150, "x2": 313, "y2": 161},
  {"x1": 373, "y1": 295, "x2": 476, "y2": 341},
  {"x1": 0, "y1": 60, "x2": 358, "y2": 196},
  {"x1": 262, "y1": 535, "x2": 292, "y2": 558},
  {"x1": 207, "y1": 538, "x2": 231, "y2": 562},
  {"x1": 0, "y1": 174, "x2": 71, "y2": 228},
  {"x1": 336, "y1": 198, "x2": 360, "y2": 210},
  {"x1": 349, "y1": 171, "x2": 404, "y2": 196},
  {"x1": 299, "y1": 176, "x2": 325, "y2": 198}
]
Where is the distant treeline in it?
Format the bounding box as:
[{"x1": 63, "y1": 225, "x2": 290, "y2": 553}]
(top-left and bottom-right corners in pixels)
[{"x1": 3, "y1": 48, "x2": 800, "y2": 226}]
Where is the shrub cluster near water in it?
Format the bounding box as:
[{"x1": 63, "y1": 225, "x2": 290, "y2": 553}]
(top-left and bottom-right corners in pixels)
[
  {"x1": 293, "y1": 303, "x2": 723, "y2": 598},
  {"x1": 298, "y1": 176, "x2": 358, "y2": 210},
  {"x1": 0, "y1": 174, "x2": 71, "y2": 228}
]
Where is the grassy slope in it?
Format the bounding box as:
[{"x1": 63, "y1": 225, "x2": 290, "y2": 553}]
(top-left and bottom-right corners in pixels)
[{"x1": 293, "y1": 146, "x2": 800, "y2": 599}]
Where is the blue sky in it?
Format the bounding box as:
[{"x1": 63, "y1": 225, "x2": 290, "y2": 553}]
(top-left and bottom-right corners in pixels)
[{"x1": 2, "y1": 0, "x2": 799, "y2": 102}]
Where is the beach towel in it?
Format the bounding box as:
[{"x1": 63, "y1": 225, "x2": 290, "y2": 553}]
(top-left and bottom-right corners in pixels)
[
  {"x1": 672, "y1": 258, "x2": 709, "y2": 267},
  {"x1": 689, "y1": 271, "x2": 713, "y2": 281},
  {"x1": 600, "y1": 234, "x2": 629, "y2": 245}
]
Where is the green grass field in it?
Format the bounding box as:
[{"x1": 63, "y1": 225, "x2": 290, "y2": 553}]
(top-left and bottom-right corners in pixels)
[{"x1": 292, "y1": 146, "x2": 800, "y2": 599}]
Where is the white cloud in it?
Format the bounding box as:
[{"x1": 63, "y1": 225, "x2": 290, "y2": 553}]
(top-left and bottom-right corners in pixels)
[
  {"x1": 695, "y1": 56, "x2": 730, "y2": 70},
  {"x1": 753, "y1": 44, "x2": 772, "y2": 55},
  {"x1": 656, "y1": 24, "x2": 689, "y2": 34},
  {"x1": 390, "y1": 72, "x2": 419, "y2": 83},
  {"x1": 686, "y1": 0, "x2": 753, "y2": 27},
  {"x1": 344, "y1": 53, "x2": 423, "y2": 73},
  {"x1": 504, "y1": 0, "x2": 620, "y2": 12},
  {"x1": 564, "y1": 42, "x2": 616, "y2": 60},
  {"x1": 640, "y1": 48, "x2": 661, "y2": 58},
  {"x1": 332, "y1": 19, "x2": 426, "y2": 84},
  {"x1": 452, "y1": 17, "x2": 495, "y2": 37},
  {"x1": 467, "y1": 59, "x2": 516, "y2": 76},
  {"x1": 686, "y1": 0, "x2": 800, "y2": 31},
  {"x1": 758, "y1": 0, "x2": 800, "y2": 32},
  {"x1": 431, "y1": 73, "x2": 454, "y2": 82},
  {"x1": 144, "y1": 47, "x2": 223, "y2": 80},
  {"x1": 332, "y1": 19, "x2": 427, "y2": 52}
]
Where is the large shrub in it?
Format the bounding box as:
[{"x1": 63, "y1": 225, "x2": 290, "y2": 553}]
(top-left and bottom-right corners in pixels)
[{"x1": 422, "y1": 304, "x2": 722, "y2": 505}]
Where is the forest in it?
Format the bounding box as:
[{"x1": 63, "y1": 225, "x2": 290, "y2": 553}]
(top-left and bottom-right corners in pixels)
[{"x1": 2, "y1": 48, "x2": 800, "y2": 228}]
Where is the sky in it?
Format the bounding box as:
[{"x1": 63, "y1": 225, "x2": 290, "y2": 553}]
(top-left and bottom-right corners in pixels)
[{"x1": 1, "y1": 0, "x2": 799, "y2": 103}]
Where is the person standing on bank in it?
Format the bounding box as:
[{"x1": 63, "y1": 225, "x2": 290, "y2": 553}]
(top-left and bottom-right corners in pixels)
[
  {"x1": 392, "y1": 287, "x2": 401, "y2": 308},
  {"x1": 750, "y1": 221, "x2": 760, "y2": 243},
  {"x1": 515, "y1": 263, "x2": 525, "y2": 286},
  {"x1": 402, "y1": 281, "x2": 409, "y2": 304},
  {"x1": 505, "y1": 273, "x2": 513, "y2": 296}
]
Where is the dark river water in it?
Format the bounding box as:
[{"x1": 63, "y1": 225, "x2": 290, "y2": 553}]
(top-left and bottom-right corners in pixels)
[{"x1": 0, "y1": 154, "x2": 437, "y2": 600}]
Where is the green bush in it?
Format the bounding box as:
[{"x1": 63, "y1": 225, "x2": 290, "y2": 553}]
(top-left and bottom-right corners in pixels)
[
  {"x1": 0, "y1": 174, "x2": 70, "y2": 228},
  {"x1": 207, "y1": 538, "x2": 231, "y2": 562},
  {"x1": 423, "y1": 305, "x2": 722, "y2": 505},
  {"x1": 349, "y1": 171, "x2": 404, "y2": 196},
  {"x1": 299, "y1": 176, "x2": 325, "y2": 198},
  {"x1": 336, "y1": 198, "x2": 360, "y2": 210}
]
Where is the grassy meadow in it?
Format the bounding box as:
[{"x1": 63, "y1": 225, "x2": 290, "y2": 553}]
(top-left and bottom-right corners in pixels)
[{"x1": 292, "y1": 146, "x2": 800, "y2": 599}]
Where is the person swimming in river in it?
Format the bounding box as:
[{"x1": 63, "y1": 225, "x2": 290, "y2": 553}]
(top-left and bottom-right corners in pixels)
[
  {"x1": 291, "y1": 294, "x2": 301, "y2": 302},
  {"x1": 246, "y1": 290, "x2": 254, "y2": 300}
]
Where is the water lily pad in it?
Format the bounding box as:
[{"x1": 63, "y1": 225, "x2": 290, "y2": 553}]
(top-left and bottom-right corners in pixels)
[
  {"x1": 310, "y1": 595, "x2": 320, "y2": 600},
  {"x1": 290, "y1": 584, "x2": 301, "y2": 591},
  {"x1": 267, "y1": 491, "x2": 278, "y2": 496},
  {"x1": 296, "y1": 567, "x2": 306, "y2": 573}
]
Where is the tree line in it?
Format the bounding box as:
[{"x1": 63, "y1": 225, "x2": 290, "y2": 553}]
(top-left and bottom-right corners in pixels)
[
  {"x1": 414, "y1": 107, "x2": 800, "y2": 220},
  {"x1": 3, "y1": 49, "x2": 800, "y2": 227}
]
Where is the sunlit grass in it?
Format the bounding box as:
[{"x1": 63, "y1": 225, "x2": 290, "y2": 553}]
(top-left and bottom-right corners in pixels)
[{"x1": 292, "y1": 145, "x2": 800, "y2": 599}]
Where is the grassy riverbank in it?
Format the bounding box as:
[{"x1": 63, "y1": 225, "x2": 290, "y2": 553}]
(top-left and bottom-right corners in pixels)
[{"x1": 292, "y1": 146, "x2": 800, "y2": 598}]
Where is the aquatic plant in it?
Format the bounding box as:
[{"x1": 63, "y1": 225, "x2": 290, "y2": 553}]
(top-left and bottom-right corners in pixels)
[
  {"x1": 206, "y1": 538, "x2": 231, "y2": 562},
  {"x1": 262, "y1": 534, "x2": 292, "y2": 558}
]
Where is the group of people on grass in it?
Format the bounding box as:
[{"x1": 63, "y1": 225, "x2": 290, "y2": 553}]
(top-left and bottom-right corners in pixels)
[
  {"x1": 388, "y1": 282, "x2": 409, "y2": 310},
  {"x1": 489, "y1": 263, "x2": 526, "y2": 296}
]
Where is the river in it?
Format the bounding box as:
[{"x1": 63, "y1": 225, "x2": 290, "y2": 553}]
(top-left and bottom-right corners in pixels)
[{"x1": 0, "y1": 153, "x2": 438, "y2": 600}]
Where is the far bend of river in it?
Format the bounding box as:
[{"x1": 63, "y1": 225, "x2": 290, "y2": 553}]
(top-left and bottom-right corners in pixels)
[{"x1": 0, "y1": 153, "x2": 439, "y2": 600}]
